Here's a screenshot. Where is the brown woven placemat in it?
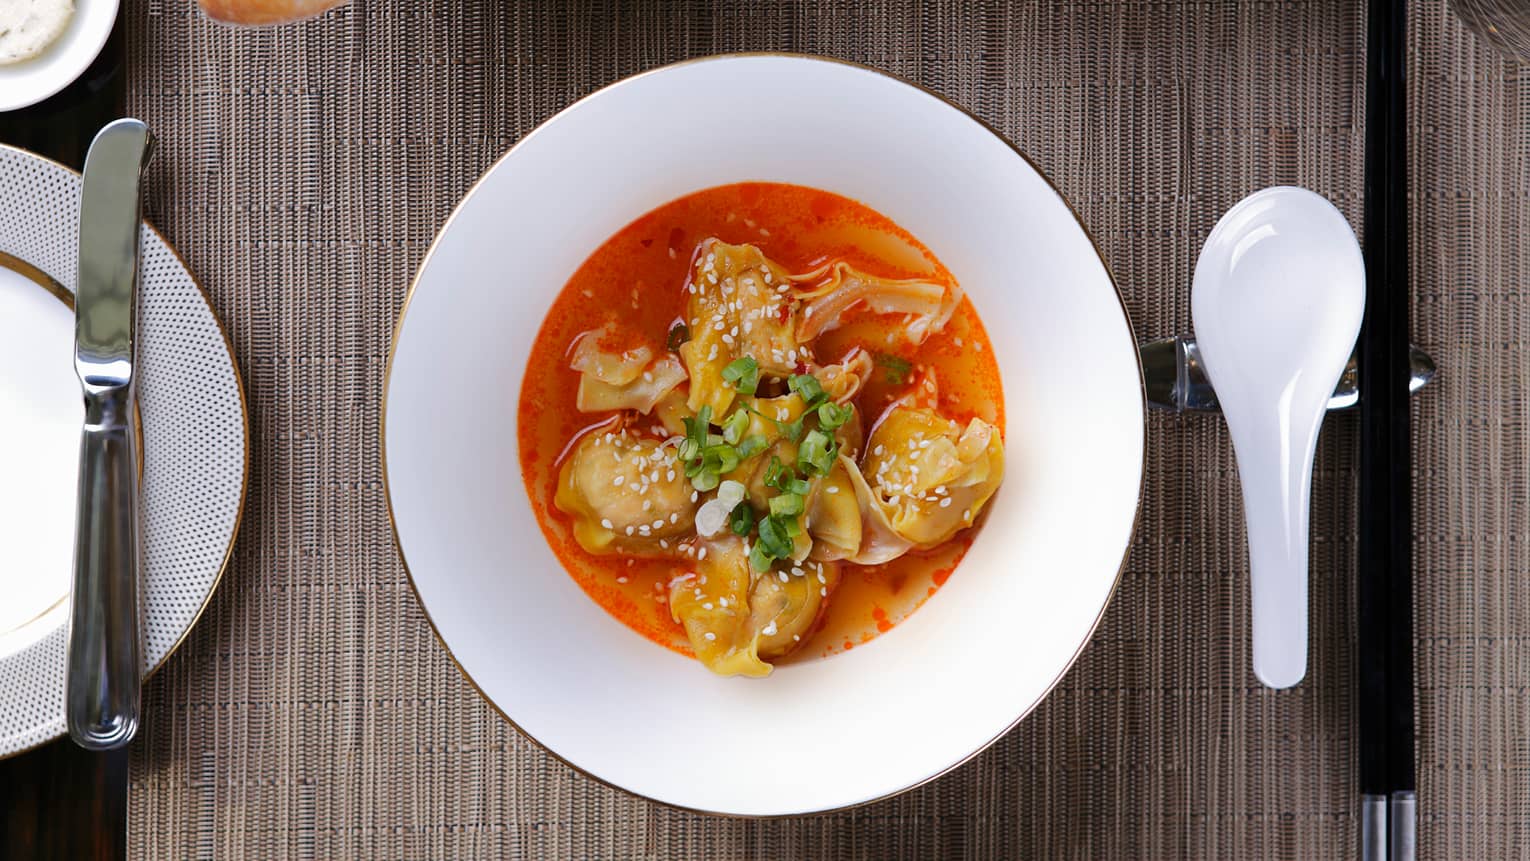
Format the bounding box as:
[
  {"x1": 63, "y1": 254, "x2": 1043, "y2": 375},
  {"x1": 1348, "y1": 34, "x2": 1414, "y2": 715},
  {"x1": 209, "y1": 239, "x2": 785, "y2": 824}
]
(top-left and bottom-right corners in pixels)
[{"x1": 120, "y1": 1, "x2": 1527, "y2": 858}]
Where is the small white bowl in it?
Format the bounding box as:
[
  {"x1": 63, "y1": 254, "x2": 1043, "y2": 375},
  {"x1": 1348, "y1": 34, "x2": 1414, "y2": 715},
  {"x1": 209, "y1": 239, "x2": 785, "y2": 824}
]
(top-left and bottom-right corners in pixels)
[
  {"x1": 384, "y1": 54, "x2": 1144, "y2": 817},
  {"x1": 0, "y1": 0, "x2": 119, "y2": 113}
]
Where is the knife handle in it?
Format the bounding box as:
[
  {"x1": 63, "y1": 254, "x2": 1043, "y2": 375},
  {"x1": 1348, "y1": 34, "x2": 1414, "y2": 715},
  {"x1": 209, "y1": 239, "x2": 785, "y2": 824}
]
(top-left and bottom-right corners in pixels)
[{"x1": 66, "y1": 387, "x2": 141, "y2": 750}]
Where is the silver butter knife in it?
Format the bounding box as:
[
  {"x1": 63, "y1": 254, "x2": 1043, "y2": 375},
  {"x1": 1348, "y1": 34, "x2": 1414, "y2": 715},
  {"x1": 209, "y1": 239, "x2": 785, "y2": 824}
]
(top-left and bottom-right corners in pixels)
[{"x1": 67, "y1": 119, "x2": 155, "y2": 751}]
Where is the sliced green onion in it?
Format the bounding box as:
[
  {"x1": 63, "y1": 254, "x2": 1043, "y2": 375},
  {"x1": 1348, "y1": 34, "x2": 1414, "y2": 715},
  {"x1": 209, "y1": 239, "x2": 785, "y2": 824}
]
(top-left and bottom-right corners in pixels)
[
  {"x1": 749, "y1": 540, "x2": 774, "y2": 572},
  {"x1": 788, "y1": 373, "x2": 826, "y2": 406},
  {"x1": 875, "y1": 352, "x2": 912, "y2": 385},
  {"x1": 704, "y1": 443, "x2": 741, "y2": 474},
  {"x1": 783, "y1": 476, "x2": 811, "y2": 496},
  {"x1": 798, "y1": 429, "x2": 836, "y2": 477},
  {"x1": 729, "y1": 502, "x2": 755, "y2": 536},
  {"x1": 763, "y1": 456, "x2": 788, "y2": 490},
  {"x1": 779, "y1": 415, "x2": 805, "y2": 443},
  {"x1": 691, "y1": 470, "x2": 721, "y2": 492},
  {"x1": 756, "y1": 515, "x2": 794, "y2": 559},
  {"x1": 782, "y1": 514, "x2": 803, "y2": 538},
  {"x1": 817, "y1": 401, "x2": 853, "y2": 431},
  {"x1": 769, "y1": 492, "x2": 804, "y2": 518},
  {"x1": 666, "y1": 321, "x2": 690, "y2": 352},
  {"x1": 721, "y1": 356, "x2": 760, "y2": 395},
  {"x1": 734, "y1": 434, "x2": 768, "y2": 460},
  {"x1": 721, "y1": 409, "x2": 749, "y2": 445}
]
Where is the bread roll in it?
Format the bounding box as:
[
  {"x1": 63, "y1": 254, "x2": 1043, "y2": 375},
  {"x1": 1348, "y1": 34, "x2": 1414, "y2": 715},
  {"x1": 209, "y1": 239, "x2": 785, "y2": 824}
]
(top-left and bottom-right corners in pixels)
[{"x1": 198, "y1": 0, "x2": 345, "y2": 26}]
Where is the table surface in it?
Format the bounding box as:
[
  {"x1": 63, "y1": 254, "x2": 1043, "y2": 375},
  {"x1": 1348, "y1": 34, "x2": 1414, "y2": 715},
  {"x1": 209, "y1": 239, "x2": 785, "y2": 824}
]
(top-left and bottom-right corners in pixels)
[{"x1": 5, "y1": 2, "x2": 1530, "y2": 859}]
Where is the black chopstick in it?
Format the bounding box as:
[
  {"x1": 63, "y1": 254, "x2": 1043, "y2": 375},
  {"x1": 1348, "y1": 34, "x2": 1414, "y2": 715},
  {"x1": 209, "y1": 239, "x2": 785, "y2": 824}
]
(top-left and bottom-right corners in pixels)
[{"x1": 1358, "y1": 0, "x2": 1416, "y2": 859}]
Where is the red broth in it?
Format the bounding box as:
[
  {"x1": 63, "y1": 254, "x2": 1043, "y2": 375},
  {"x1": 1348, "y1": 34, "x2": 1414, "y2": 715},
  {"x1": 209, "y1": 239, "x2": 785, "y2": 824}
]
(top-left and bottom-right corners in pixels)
[{"x1": 517, "y1": 182, "x2": 1003, "y2": 662}]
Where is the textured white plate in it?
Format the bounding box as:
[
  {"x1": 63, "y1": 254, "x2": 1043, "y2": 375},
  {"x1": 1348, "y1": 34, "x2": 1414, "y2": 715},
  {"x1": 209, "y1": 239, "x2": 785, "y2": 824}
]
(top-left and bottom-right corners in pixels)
[
  {"x1": 386, "y1": 54, "x2": 1144, "y2": 816},
  {"x1": 0, "y1": 0, "x2": 119, "y2": 112},
  {"x1": 0, "y1": 144, "x2": 247, "y2": 757}
]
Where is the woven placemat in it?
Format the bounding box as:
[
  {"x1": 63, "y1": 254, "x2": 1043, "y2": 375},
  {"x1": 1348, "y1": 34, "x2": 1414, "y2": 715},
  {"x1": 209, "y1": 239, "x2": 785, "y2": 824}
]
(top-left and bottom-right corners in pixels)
[{"x1": 121, "y1": 1, "x2": 1527, "y2": 858}]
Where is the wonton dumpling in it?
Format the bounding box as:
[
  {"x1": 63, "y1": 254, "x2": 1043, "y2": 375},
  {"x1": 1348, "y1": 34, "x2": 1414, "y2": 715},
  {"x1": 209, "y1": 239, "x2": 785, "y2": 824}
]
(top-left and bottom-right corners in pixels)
[
  {"x1": 861, "y1": 405, "x2": 1004, "y2": 547},
  {"x1": 668, "y1": 535, "x2": 838, "y2": 677},
  {"x1": 796, "y1": 262, "x2": 961, "y2": 344},
  {"x1": 679, "y1": 240, "x2": 809, "y2": 416},
  {"x1": 569, "y1": 325, "x2": 687, "y2": 414},
  {"x1": 555, "y1": 426, "x2": 696, "y2": 554},
  {"x1": 807, "y1": 458, "x2": 861, "y2": 562}
]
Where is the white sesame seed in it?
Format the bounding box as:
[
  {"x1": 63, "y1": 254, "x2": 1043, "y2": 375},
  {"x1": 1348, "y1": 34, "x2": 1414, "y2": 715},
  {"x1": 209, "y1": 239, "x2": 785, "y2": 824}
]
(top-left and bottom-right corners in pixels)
[
  {"x1": 601, "y1": 518, "x2": 614, "y2": 530},
  {"x1": 826, "y1": 486, "x2": 840, "y2": 494},
  {"x1": 581, "y1": 289, "x2": 593, "y2": 298},
  {"x1": 793, "y1": 634, "x2": 800, "y2": 642},
  {"x1": 670, "y1": 512, "x2": 680, "y2": 524},
  {"x1": 778, "y1": 572, "x2": 789, "y2": 582},
  {"x1": 759, "y1": 228, "x2": 771, "y2": 237},
  {"x1": 625, "y1": 525, "x2": 635, "y2": 536},
  {"x1": 816, "y1": 571, "x2": 826, "y2": 584},
  {"x1": 642, "y1": 500, "x2": 653, "y2": 512},
  {"x1": 918, "y1": 439, "x2": 932, "y2": 448},
  {"x1": 652, "y1": 519, "x2": 665, "y2": 529},
  {"x1": 617, "y1": 575, "x2": 629, "y2": 583},
  {"x1": 703, "y1": 602, "x2": 714, "y2": 610},
  {"x1": 762, "y1": 621, "x2": 778, "y2": 636},
  {"x1": 820, "y1": 587, "x2": 827, "y2": 597},
  {"x1": 939, "y1": 497, "x2": 953, "y2": 508},
  {"x1": 873, "y1": 444, "x2": 885, "y2": 456},
  {"x1": 659, "y1": 540, "x2": 669, "y2": 549},
  {"x1": 704, "y1": 632, "x2": 716, "y2": 641},
  {"x1": 613, "y1": 475, "x2": 625, "y2": 486},
  {"x1": 643, "y1": 371, "x2": 654, "y2": 383},
  {"x1": 791, "y1": 566, "x2": 804, "y2": 577},
  {"x1": 698, "y1": 547, "x2": 708, "y2": 560},
  {"x1": 690, "y1": 491, "x2": 699, "y2": 503},
  {"x1": 670, "y1": 248, "x2": 678, "y2": 260},
  {"x1": 721, "y1": 334, "x2": 735, "y2": 346},
  {"x1": 639, "y1": 525, "x2": 651, "y2": 536},
  {"x1": 975, "y1": 341, "x2": 984, "y2": 351},
  {"x1": 667, "y1": 470, "x2": 676, "y2": 482}
]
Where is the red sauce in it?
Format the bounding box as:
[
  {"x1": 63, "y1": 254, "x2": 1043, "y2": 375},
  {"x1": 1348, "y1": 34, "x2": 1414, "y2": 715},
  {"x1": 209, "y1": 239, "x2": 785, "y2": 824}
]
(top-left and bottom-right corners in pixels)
[{"x1": 516, "y1": 182, "x2": 1004, "y2": 662}]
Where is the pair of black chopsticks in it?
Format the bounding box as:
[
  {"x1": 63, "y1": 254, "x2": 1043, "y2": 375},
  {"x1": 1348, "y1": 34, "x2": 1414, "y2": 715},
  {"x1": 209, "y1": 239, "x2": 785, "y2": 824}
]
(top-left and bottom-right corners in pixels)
[{"x1": 1358, "y1": 0, "x2": 1415, "y2": 859}]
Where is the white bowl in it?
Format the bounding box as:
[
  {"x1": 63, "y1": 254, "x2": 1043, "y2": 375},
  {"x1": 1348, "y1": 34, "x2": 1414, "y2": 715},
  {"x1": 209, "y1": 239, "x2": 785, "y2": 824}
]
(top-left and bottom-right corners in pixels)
[{"x1": 384, "y1": 54, "x2": 1144, "y2": 817}]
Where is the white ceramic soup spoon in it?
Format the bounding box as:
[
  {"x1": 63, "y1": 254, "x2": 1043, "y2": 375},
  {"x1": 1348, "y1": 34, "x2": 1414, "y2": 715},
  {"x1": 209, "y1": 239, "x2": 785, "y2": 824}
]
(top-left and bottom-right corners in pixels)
[{"x1": 1191, "y1": 187, "x2": 1365, "y2": 689}]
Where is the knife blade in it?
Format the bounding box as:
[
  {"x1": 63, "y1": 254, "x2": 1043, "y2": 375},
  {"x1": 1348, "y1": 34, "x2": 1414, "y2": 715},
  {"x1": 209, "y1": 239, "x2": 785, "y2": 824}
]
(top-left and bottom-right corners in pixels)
[{"x1": 67, "y1": 118, "x2": 154, "y2": 751}]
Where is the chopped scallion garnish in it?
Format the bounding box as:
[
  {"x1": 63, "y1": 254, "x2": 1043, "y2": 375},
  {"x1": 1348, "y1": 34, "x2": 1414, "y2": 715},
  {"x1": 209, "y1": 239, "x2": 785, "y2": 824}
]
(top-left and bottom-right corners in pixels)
[
  {"x1": 735, "y1": 434, "x2": 768, "y2": 459},
  {"x1": 729, "y1": 501, "x2": 756, "y2": 536},
  {"x1": 769, "y1": 492, "x2": 804, "y2": 518},
  {"x1": 798, "y1": 429, "x2": 836, "y2": 476},
  {"x1": 721, "y1": 356, "x2": 760, "y2": 395},
  {"x1": 817, "y1": 401, "x2": 853, "y2": 431},
  {"x1": 787, "y1": 373, "x2": 826, "y2": 406},
  {"x1": 721, "y1": 409, "x2": 749, "y2": 445}
]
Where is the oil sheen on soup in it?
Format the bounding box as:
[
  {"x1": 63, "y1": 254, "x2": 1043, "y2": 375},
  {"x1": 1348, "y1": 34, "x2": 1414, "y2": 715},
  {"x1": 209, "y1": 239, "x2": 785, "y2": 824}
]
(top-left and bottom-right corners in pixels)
[{"x1": 518, "y1": 182, "x2": 1004, "y2": 678}]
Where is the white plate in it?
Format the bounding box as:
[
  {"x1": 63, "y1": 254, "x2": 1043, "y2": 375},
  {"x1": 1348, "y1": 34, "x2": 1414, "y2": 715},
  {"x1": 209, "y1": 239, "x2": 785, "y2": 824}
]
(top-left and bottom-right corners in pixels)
[
  {"x1": 0, "y1": 144, "x2": 247, "y2": 757},
  {"x1": 385, "y1": 54, "x2": 1144, "y2": 816},
  {"x1": 0, "y1": 0, "x2": 119, "y2": 113}
]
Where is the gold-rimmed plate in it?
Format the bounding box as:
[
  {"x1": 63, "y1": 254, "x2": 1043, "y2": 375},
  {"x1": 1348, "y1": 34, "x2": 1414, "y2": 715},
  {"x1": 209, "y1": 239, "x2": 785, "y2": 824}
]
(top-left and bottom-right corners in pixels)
[{"x1": 0, "y1": 143, "x2": 249, "y2": 758}]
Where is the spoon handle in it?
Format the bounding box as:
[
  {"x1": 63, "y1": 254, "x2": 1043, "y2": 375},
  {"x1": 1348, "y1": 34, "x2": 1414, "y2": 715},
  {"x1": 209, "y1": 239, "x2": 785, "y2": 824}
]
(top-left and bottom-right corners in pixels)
[{"x1": 1233, "y1": 406, "x2": 1324, "y2": 690}]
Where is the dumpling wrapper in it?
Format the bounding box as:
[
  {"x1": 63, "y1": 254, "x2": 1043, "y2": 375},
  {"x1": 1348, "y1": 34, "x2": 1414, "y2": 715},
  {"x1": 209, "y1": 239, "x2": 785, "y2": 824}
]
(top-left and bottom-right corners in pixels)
[
  {"x1": 861, "y1": 404, "x2": 1005, "y2": 548},
  {"x1": 668, "y1": 535, "x2": 839, "y2": 677},
  {"x1": 795, "y1": 261, "x2": 961, "y2": 345},
  {"x1": 679, "y1": 240, "x2": 809, "y2": 417},
  {"x1": 569, "y1": 325, "x2": 688, "y2": 414},
  {"x1": 555, "y1": 424, "x2": 696, "y2": 555}
]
